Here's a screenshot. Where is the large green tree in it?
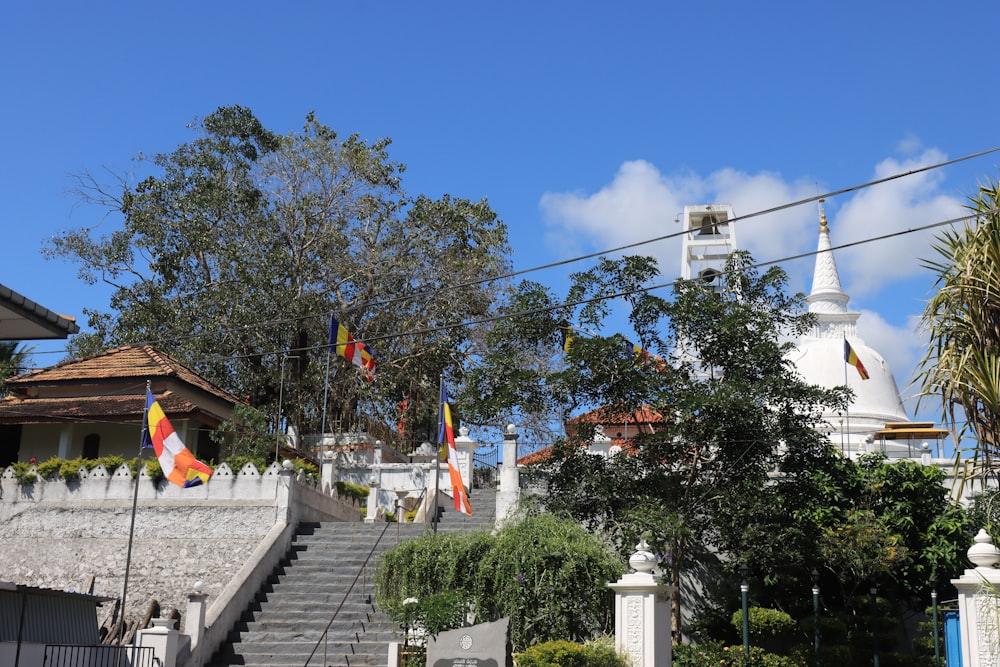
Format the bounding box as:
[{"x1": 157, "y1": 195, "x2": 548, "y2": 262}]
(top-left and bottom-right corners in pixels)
[
  {"x1": 465, "y1": 251, "x2": 850, "y2": 639},
  {"x1": 918, "y1": 178, "x2": 1000, "y2": 482},
  {"x1": 0, "y1": 342, "x2": 34, "y2": 394},
  {"x1": 46, "y1": 106, "x2": 511, "y2": 444}
]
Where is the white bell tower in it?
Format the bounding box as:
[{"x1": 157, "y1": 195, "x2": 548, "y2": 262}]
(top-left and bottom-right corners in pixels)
[{"x1": 680, "y1": 204, "x2": 737, "y2": 292}]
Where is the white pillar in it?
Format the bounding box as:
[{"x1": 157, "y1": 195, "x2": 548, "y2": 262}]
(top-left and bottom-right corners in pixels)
[
  {"x1": 454, "y1": 426, "x2": 476, "y2": 491},
  {"x1": 57, "y1": 424, "x2": 73, "y2": 458},
  {"x1": 607, "y1": 540, "x2": 674, "y2": 667},
  {"x1": 951, "y1": 528, "x2": 1000, "y2": 667},
  {"x1": 365, "y1": 470, "x2": 380, "y2": 523},
  {"x1": 137, "y1": 618, "x2": 179, "y2": 667},
  {"x1": 321, "y1": 449, "x2": 336, "y2": 494},
  {"x1": 496, "y1": 424, "x2": 520, "y2": 525},
  {"x1": 185, "y1": 581, "x2": 208, "y2": 652}
]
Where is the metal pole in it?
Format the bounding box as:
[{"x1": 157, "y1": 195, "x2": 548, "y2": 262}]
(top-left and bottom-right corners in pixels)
[
  {"x1": 931, "y1": 589, "x2": 940, "y2": 667},
  {"x1": 811, "y1": 569, "x2": 821, "y2": 667},
  {"x1": 119, "y1": 381, "x2": 151, "y2": 663},
  {"x1": 739, "y1": 564, "x2": 750, "y2": 659},
  {"x1": 870, "y1": 583, "x2": 879, "y2": 667}
]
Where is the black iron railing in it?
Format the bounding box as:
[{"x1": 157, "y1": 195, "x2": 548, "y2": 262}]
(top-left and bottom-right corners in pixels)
[{"x1": 44, "y1": 644, "x2": 157, "y2": 667}]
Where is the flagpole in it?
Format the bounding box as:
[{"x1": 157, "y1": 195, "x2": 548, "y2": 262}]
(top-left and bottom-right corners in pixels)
[
  {"x1": 843, "y1": 338, "x2": 852, "y2": 456},
  {"x1": 321, "y1": 313, "x2": 333, "y2": 436},
  {"x1": 118, "y1": 381, "x2": 150, "y2": 657},
  {"x1": 433, "y1": 375, "x2": 442, "y2": 535}
]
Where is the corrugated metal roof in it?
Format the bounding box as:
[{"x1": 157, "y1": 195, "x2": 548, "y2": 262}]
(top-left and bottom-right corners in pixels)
[{"x1": 0, "y1": 584, "x2": 112, "y2": 645}]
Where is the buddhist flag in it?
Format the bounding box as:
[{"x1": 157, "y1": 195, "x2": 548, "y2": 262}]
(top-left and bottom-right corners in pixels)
[
  {"x1": 329, "y1": 315, "x2": 376, "y2": 380},
  {"x1": 844, "y1": 340, "x2": 870, "y2": 380},
  {"x1": 625, "y1": 338, "x2": 668, "y2": 373},
  {"x1": 143, "y1": 390, "x2": 213, "y2": 487},
  {"x1": 560, "y1": 321, "x2": 575, "y2": 353},
  {"x1": 439, "y1": 381, "x2": 472, "y2": 515}
]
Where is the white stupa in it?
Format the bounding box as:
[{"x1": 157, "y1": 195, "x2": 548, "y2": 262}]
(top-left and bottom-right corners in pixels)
[{"x1": 785, "y1": 204, "x2": 916, "y2": 458}]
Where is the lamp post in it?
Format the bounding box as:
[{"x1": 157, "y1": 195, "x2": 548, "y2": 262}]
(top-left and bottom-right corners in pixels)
[
  {"x1": 395, "y1": 489, "x2": 408, "y2": 544},
  {"x1": 931, "y1": 588, "x2": 941, "y2": 667},
  {"x1": 739, "y1": 564, "x2": 750, "y2": 659},
  {"x1": 811, "y1": 568, "x2": 821, "y2": 667},
  {"x1": 869, "y1": 581, "x2": 879, "y2": 667}
]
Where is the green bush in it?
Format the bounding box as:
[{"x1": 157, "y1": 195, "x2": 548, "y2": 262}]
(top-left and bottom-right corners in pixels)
[
  {"x1": 731, "y1": 607, "x2": 795, "y2": 640},
  {"x1": 335, "y1": 480, "x2": 369, "y2": 505},
  {"x1": 673, "y1": 641, "x2": 805, "y2": 666},
  {"x1": 515, "y1": 640, "x2": 628, "y2": 667},
  {"x1": 11, "y1": 461, "x2": 37, "y2": 484},
  {"x1": 377, "y1": 514, "x2": 625, "y2": 652}
]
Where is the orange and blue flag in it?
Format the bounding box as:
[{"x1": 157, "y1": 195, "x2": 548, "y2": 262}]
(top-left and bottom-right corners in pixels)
[
  {"x1": 844, "y1": 340, "x2": 870, "y2": 380},
  {"x1": 143, "y1": 390, "x2": 213, "y2": 487},
  {"x1": 438, "y1": 381, "x2": 472, "y2": 515},
  {"x1": 329, "y1": 316, "x2": 376, "y2": 381}
]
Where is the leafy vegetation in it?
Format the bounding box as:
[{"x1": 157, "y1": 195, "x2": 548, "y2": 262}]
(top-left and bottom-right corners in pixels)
[
  {"x1": 46, "y1": 106, "x2": 512, "y2": 447},
  {"x1": 471, "y1": 252, "x2": 849, "y2": 637},
  {"x1": 918, "y1": 177, "x2": 1000, "y2": 482},
  {"x1": 376, "y1": 513, "x2": 625, "y2": 652},
  {"x1": 515, "y1": 639, "x2": 629, "y2": 667},
  {"x1": 335, "y1": 480, "x2": 369, "y2": 505}
]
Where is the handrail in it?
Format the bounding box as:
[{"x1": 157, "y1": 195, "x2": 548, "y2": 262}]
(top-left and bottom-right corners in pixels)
[{"x1": 302, "y1": 520, "x2": 393, "y2": 667}]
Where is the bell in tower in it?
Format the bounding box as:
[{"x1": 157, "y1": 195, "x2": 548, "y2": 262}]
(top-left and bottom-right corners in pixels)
[{"x1": 680, "y1": 204, "x2": 737, "y2": 293}]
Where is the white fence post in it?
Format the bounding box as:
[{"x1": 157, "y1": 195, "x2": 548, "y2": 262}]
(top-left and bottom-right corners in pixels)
[
  {"x1": 607, "y1": 540, "x2": 675, "y2": 667},
  {"x1": 951, "y1": 528, "x2": 1000, "y2": 667}
]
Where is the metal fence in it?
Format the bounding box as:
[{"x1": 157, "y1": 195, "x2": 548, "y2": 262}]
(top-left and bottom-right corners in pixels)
[
  {"x1": 44, "y1": 644, "x2": 157, "y2": 667},
  {"x1": 472, "y1": 445, "x2": 498, "y2": 489}
]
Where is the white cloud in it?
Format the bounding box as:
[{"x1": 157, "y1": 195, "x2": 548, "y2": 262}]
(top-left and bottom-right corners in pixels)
[
  {"x1": 829, "y1": 148, "x2": 965, "y2": 298},
  {"x1": 857, "y1": 309, "x2": 923, "y2": 401},
  {"x1": 539, "y1": 147, "x2": 964, "y2": 308},
  {"x1": 540, "y1": 160, "x2": 696, "y2": 279}
]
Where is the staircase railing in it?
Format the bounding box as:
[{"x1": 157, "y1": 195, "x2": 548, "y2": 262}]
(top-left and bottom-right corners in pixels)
[{"x1": 302, "y1": 520, "x2": 393, "y2": 667}]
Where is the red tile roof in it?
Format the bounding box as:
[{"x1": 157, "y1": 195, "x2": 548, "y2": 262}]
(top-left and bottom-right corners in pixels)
[
  {"x1": 0, "y1": 345, "x2": 241, "y2": 426},
  {"x1": 0, "y1": 390, "x2": 204, "y2": 425},
  {"x1": 7, "y1": 344, "x2": 242, "y2": 404},
  {"x1": 518, "y1": 404, "x2": 665, "y2": 465}
]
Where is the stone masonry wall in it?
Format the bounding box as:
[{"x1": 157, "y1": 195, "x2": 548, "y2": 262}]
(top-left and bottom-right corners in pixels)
[{"x1": 0, "y1": 461, "x2": 363, "y2": 629}]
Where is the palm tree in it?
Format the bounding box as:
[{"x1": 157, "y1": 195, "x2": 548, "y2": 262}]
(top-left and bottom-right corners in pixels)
[
  {"x1": 918, "y1": 179, "x2": 1000, "y2": 483},
  {"x1": 0, "y1": 342, "x2": 34, "y2": 395}
]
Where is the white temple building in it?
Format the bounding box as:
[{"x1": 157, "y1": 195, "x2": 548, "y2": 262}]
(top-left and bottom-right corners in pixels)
[{"x1": 786, "y1": 203, "x2": 947, "y2": 459}]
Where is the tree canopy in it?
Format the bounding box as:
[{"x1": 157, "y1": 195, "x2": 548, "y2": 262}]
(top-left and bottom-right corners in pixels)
[
  {"x1": 464, "y1": 251, "x2": 852, "y2": 638},
  {"x1": 46, "y1": 106, "x2": 511, "y2": 443},
  {"x1": 918, "y1": 177, "x2": 1000, "y2": 482}
]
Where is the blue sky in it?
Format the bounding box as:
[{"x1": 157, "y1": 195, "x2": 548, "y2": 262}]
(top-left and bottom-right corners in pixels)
[{"x1": 4, "y1": 1, "x2": 1000, "y2": 436}]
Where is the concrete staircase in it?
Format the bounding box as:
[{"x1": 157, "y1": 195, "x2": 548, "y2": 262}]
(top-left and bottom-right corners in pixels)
[{"x1": 206, "y1": 491, "x2": 496, "y2": 667}]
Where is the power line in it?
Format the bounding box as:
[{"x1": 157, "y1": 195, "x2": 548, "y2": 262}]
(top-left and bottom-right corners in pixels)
[
  {"x1": 19, "y1": 206, "x2": 992, "y2": 374},
  {"x1": 23, "y1": 146, "x2": 1000, "y2": 363}
]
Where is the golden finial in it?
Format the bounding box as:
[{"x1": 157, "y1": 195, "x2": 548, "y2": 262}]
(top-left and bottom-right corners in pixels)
[{"x1": 818, "y1": 198, "x2": 829, "y2": 231}]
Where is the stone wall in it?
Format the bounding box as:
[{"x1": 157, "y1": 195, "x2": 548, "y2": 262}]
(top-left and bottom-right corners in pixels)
[{"x1": 0, "y1": 461, "x2": 363, "y2": 630}]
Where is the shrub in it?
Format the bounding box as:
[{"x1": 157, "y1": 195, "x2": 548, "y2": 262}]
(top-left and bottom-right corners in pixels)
[
  {"x1": 335, "y1": 480, "x2": 369, "y2": 505},
  {"x1": 515, "y1": 640, "x2": 628, "y2": 667},
  {"x1": 730, "y1": 607, "x2": 795, "y2": 640},
  {"x1": 11, "y1": 461, "x2": 37, "y2": 484},
  {"x1": 673, "y1": 641, "x2": 805, "y2": 666}
]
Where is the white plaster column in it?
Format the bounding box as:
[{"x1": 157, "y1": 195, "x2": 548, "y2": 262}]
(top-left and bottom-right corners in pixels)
[
  {"x1": 951, "y1": 528, "x2": 1000, "y2": 667},
  {"x1": 185, "y1": 580, "x2": 208, "y2": 652},
  {"x1": 607, "y1": 540, "x2": 674, "y2": 667},
  {"x1": 57, "y1": 424, "x2": 74, "y2": 459},
  {"x1": 365, "y1": 470, "x2": 380, "y2": 523},
  {"x1": 320, "y1": 448, "x2": 336, "y2": 494},
  {"x1": 495, "y1": 424, "x2": 520, "y2": 525},
  {"x1": 137, "y1": 618, "x2": 179, "y2": 667},
  {"x1": 454, "y1": 426, "x2": 476, "y2": 491}
]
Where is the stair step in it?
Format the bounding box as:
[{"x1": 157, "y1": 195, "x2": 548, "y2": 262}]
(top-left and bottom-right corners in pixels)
[{"x1": 209, "y1": 504, "x2": 494, "y2": 667}]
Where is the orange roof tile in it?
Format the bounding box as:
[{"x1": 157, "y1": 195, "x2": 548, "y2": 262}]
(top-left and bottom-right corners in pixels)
[
  {"x1": 0, "y1": 390, "x2": 208, "y2": 425},
  {"x1": 8, "y1": 344, "x2": 242, "y2": 404}
]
